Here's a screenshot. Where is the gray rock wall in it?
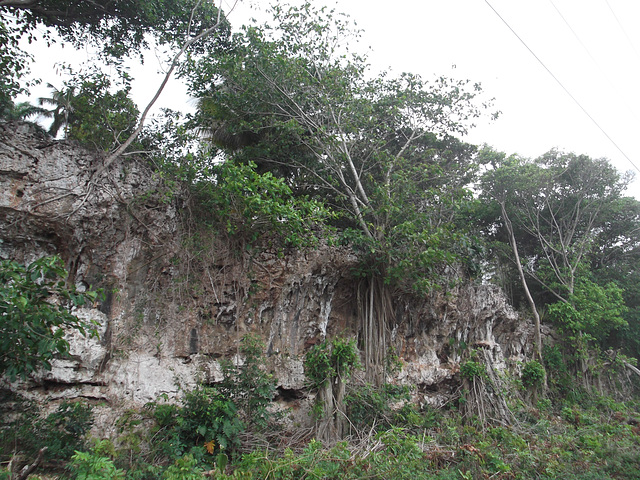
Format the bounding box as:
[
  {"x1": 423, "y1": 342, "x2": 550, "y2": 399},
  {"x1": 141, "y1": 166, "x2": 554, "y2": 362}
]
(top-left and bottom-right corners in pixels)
[{"x1": 0, "y1": 121, "x2": 534, "y2": 412}]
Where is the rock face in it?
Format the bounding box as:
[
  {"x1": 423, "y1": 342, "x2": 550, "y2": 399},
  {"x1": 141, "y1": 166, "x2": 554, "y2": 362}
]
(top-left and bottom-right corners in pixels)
[{"x1": 0, "y1": 121, "x2": 534, "y2": 413}]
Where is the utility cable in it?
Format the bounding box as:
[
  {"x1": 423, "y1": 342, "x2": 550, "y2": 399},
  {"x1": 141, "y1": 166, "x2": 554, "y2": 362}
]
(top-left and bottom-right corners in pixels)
[
  {"x1": 484, "y1": 0, "x2": 640, "y2": 174},
  {"x1": 548, "y1": 0, "x2": 640, "y2": 126},
  {"x1": 605, "y1": 0, "x2": 640, "y2": 66}
]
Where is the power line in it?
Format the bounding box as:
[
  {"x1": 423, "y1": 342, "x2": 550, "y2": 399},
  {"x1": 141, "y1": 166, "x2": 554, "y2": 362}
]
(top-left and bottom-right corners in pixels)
[
  {"x1": 548, "y1": 0, "x2": 640, "y2": 126},
  {"x1": 484, "y1": 0, "x2": 640, "y2": 174},
  {"x1": 605, "y1": 0, "x2": 640, "y2": 66}
]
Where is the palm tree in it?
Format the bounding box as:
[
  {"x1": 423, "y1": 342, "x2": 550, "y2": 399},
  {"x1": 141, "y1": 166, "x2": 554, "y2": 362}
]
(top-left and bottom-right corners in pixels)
[
  {"x1": 1, "y1": 100, "x2": 48, "y2": 121},
  {"x1": 38, "y1": 83, "x2": 76, "y2": 137}
]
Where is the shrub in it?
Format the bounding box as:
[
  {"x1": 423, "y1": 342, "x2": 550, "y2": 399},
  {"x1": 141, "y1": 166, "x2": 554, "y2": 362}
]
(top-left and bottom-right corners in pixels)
[
  {"x1": 179, "y1": 385, "x2": 244, "y2": 452},
  {"x1": 218, "y1": 335, "x2": 276, "y2": 429},
  {"x1": 143, "y1": 337, "x2": 276, "y2": 463},
  {"x1": 69, "y1": 441, "x2": 125, "y2": 480},
  {"x1": 4, "y1": 399, "x2": 94, "y2": 464},
  {"x1": 460, "y1": 360, "x2": 486, "y2": 381},
  {"x1": 0, "y1": 255, "x2": 100, "y2": 380},
  {"x1": 345, "y1": 383, "x2": 413, "y2": 430},
  {"x1": 521, "y1": 360, "x2": 546, "y2": 388},
  {"x1": 162, "y1": 455, "x2": 204, "y2": 480},
  {"x1": 194, "y1": 161, "x2": 331, "y2": 249}
]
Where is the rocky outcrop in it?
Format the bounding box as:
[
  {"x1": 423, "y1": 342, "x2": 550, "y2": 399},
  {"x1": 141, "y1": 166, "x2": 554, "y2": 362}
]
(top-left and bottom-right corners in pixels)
[{"x1": 0, "y1": 121, "x2": 534, "y2": 412}]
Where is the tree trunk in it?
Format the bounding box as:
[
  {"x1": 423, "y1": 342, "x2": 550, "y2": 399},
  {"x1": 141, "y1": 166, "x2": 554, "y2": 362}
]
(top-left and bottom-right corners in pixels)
[
  {"x1": 12, "y1": 447, "x2": 47, "y2": 480},
  {"x1": 316, "y1": 381, "x2": 335, "y2": 442},
  {"x1": 334, "y1": 375, "x2": 347, "y2": 439},
  {"x1": 501, "y1": 202, "x2": 543, "y2": 363}
]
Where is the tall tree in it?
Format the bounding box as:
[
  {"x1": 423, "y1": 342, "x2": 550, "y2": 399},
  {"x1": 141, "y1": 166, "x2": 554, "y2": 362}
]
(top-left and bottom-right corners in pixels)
[
  {"x1": 588, "y1": 196, "x2": 640, "y2": 356},
  {"x1": 63, "y1": 72, "x2": 140, "y2": 151},
  {"x1": 186, "y1": 3, "x2": 491, "y2": 382},
  {"x1": 480, "y1": 149, "x2": 633, "y2": 361},
  {"x1": 479, "y1": 151, "x2": 544, "y2": 361}
]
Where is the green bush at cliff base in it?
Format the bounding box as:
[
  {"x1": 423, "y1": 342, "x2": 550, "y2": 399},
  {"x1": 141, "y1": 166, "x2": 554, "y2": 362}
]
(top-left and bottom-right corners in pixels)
[
  {"x1": 345, "y1": 383, "x2": 428, "y2": 431},
  {"x1": 218, "y1": 334, "x2": 277, "y2": 429},
  {"x1": 55, "y1": 388, "x2": 640, "y2": 480},
  {"x1": 0, "y1": 396, "x2": 94, "y2": 467},
  {"x1": 138, "y1": 336, "x2": 275, "y2": 466},
  {"x1": 144, "y1": 385, "x2": 244, "y2": 463},
  {"x1": 69, "y1": 441, "x2": 125, "y2": 480},
  {"x1": 0, "y1": 255, "x2": 100, "y2": 381}
]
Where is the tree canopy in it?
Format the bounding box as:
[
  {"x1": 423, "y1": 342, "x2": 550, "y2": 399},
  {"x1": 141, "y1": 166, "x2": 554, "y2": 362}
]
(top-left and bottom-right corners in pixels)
[
  {"x1": 186, "y1": 3, "x2": 489, "y2": 291},
  {"x1": 0, "y1": 0, "x2": 231, "y2": 112},
  {"x1": 479, "y1": 148, "x2": 639, "y2": 359},
  {"x1": 0, "y1": 0, "x2": 230, "y2": 56}
]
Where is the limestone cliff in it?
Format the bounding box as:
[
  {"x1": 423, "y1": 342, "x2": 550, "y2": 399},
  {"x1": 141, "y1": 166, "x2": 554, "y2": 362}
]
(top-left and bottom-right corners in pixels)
[{"x1": 0, "y1": 121, "x2": 534, "y2": 414}]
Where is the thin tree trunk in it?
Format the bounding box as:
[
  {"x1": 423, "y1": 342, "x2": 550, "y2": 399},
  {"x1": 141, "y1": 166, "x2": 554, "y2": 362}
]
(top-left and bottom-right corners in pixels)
[
  {"x1": 334, "y1": 375, "x2": 347, "y2": 438},
  {"x1": 12, "y1": 447, "x2": 47, "y2": 480},
  {"x1": 501, "y1": 202, "x2": 543, "y2": 362}
]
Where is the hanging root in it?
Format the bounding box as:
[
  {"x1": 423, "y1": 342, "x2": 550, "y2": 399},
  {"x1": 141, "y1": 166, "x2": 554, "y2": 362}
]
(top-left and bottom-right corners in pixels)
[
  {"x1": 460, "y1": 348, "x2": 514, "y2": 427},
  {"x1": 358, "y1": 276, "x2": 394, "y2": 385}
]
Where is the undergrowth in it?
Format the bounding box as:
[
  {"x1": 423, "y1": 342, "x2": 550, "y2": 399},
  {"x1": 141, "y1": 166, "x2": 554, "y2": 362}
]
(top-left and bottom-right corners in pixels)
[
  {"x1": 2, "y1": 340, "x2": 640, "y2": 480},
  {"x1": 48, "y1": 398, "x2": 640, "y2": 480}
]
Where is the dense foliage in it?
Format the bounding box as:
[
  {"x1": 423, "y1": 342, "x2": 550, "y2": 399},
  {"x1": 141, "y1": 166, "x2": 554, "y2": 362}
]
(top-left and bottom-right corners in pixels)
[
  {"x1": 185, "y1": 4, "x2": 488, "y2": 293},
  {"x1": 1, "y1": 0, "x2": 640, "y2": 478},
  {"x1": 0, "y1": 0, "x2": 231, "y2": 107},
  {"x1": 5, "y1": 0, "x2": 229, "y2": 53},
  {"x1": 193, "y1": 161, "x2": 331, "y2": 250},
  {"x1": 0, "y1": 255, "x2": 99, "y2": 380},
  {"x1": 0, "y1": 392, "x2": 94, "y2": 466},
  {"x1": 4, "y1": 370, "x2": 639, "y2": 480},
  {"x1": 479, "y1": 149, "x2": 640, "y2": 364},
  {"x1": 48, "y1": 70, "x2": 140, "y2": 150}
]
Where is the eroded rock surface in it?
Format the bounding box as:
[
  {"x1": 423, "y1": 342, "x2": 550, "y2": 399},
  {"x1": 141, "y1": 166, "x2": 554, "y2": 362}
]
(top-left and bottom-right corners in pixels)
[{"x1": 0, "y1": 121, "x2": 534, "y2": 413}]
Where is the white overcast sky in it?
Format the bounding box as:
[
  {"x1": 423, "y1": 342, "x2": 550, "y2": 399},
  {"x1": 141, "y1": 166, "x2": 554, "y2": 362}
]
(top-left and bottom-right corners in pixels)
[{"x1": 21, "y1": 0, "x2": 640, "y2": 197}]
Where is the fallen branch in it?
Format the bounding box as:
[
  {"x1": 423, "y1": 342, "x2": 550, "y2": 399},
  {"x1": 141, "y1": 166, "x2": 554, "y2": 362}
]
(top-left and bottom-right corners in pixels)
[
  {"x1": 13, "y1": 447, "x2": 47, "y2": 480},
  {"x1": 624, "y1": 361, "x2": 640, "y2": 379}
]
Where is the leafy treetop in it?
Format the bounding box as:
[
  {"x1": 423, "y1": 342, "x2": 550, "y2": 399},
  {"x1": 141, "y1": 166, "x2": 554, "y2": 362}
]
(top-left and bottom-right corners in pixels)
[{"x1": 1, "y1": 0, "x2": 231, "y2": 58}]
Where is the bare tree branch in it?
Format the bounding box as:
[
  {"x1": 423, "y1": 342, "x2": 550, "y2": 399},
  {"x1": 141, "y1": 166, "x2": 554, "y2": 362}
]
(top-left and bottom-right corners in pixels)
[{"x1": 92, "y1": 0, "x2": 235, "y2": 180}]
